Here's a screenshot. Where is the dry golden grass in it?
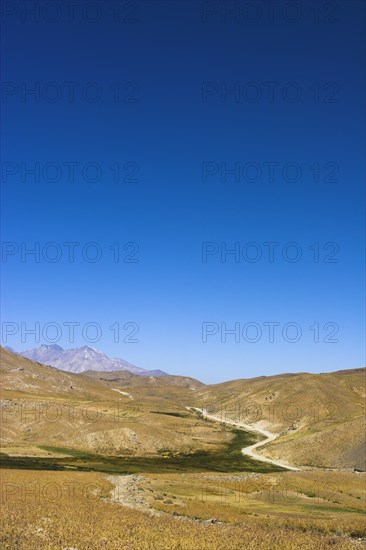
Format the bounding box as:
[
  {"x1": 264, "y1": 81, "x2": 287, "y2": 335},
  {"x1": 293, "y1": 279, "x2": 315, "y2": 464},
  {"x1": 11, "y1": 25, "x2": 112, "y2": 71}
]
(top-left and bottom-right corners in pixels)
[
  {"x1": 1, "y1": 468, "x2": 364, "y2": 549},
  {"x1": 146, "y1": 470, "x2": 365, "y2": 537}
]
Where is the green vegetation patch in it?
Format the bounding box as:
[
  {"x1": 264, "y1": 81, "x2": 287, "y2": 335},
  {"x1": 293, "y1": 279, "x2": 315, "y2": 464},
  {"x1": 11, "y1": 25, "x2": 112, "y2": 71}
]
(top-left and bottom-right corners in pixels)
[
  {"x1": 150, "y1": 411, "x2": 189, "y2": 418},
  {"x1": 1, "y1": 429, "x2": 286, "y2": 475}
]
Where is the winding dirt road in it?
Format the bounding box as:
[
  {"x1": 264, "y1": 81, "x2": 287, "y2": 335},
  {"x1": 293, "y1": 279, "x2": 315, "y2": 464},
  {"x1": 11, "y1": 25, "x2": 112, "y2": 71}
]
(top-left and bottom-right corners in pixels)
[{"x1": 191, "y1": 407, "x2": 300, "y2": 471}]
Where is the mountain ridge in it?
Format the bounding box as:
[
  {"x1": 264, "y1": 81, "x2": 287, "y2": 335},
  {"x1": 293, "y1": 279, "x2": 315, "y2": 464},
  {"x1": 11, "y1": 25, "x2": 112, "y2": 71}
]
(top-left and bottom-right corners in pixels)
[{"x1": 17, "y1": 344, "x2": 168, "y2": 377}]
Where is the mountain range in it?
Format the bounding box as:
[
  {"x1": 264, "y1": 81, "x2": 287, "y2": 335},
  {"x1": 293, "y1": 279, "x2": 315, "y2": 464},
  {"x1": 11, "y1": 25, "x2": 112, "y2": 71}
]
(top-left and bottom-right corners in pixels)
[{"x1": 14, "y1": 344, "x2": 167, "y2": 376}]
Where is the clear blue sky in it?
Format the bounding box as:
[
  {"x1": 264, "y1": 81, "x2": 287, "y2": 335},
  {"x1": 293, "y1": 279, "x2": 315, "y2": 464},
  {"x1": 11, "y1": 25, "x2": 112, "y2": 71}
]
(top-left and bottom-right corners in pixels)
[{"x1": 1, "y1": 1, "x2": 365, "y2": 382}]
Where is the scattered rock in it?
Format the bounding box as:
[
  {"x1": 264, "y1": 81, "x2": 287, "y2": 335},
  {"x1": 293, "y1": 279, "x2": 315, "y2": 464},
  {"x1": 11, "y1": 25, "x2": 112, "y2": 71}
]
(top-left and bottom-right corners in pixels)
[{"x1": 204, "y1": 518, "x2": 219, "y2": 524}]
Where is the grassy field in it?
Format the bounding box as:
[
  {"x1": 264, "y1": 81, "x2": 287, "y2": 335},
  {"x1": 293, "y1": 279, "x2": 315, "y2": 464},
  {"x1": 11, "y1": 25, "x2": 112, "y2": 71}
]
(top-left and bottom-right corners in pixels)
[
  {"x1": 1, "y1": 468, "x2": 364, "y2": 549},
  {"x1": 0, "y1": 428, "x2": 285, "y2": 474}
]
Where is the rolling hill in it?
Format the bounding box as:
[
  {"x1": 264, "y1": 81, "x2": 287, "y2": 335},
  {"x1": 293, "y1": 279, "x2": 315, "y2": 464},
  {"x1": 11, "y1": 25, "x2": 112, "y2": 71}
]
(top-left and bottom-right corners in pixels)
[
  {"x1": 192, "y1": 369, "x2": 366, "y2": 470},
  {"x1": 0, "y1": 347, "x2": 226, "y2": 458},
  {"x1": 1, "y1": 347, "x2": 364, "y2": 470}
]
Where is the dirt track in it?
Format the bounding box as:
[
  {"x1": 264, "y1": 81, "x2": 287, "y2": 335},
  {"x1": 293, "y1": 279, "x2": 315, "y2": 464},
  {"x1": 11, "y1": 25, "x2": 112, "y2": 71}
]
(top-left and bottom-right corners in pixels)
[{"x1": 192, "y1": 407, "x2": 300, "y2": 471}]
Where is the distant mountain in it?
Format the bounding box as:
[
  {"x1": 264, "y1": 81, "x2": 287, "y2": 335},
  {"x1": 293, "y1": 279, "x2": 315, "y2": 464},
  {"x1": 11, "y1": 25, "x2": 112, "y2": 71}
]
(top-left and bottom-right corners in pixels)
[
  {"x1": 19, "y1": 344, "x2": 168, "y2": 376},
  {"x1": 3, "y1": 345, "x2": 15, "y2": 353}
]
